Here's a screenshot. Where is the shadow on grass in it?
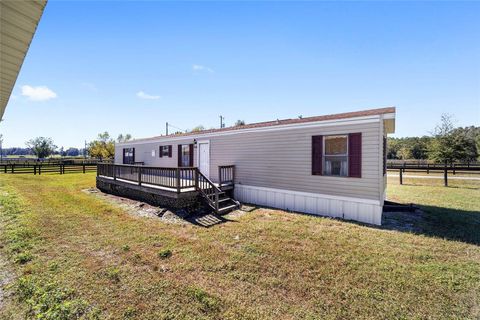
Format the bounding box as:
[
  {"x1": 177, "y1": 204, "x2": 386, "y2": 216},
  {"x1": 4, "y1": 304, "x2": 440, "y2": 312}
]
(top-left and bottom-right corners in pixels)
[
  {"x1": 251, "y1": 201, "x2": 480, "y2": 246},
  {"x1": 399, "y1": 182, "x2": 480, "y2": 191},
  {"x1": 381, "y1": 205, "x2": 480, "y2": 246},
  {"x1": 185, "y1": 213, "x2": 237, "y2": 228}
]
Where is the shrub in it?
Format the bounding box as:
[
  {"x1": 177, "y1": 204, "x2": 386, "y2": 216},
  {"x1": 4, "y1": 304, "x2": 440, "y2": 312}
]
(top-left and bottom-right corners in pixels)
[
  {"x1": 105, "y1": 267, "x2": 121, "y2": 283},
  {"x1": 187, "y1": 286, "x2": 219, "y2": 311},
  {"x1": 14, "y1": 251, "x2": 33, "y2": 264},
  {"x1": 158, "y1": 249, "x2": 172, "y2": 259}
]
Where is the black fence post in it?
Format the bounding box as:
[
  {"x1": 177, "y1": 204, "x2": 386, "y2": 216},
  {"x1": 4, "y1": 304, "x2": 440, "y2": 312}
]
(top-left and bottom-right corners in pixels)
[
  {"x1": 452, "y1": 163, "x2": 456, "y2": 175},
  {"x1": 34, "y1": 165, "x2": 37, "y2": 175},
  {"x1": 444, "y1": 168, "x2": 448, "y2": 187},
  {"x1": 11, "y1": 164, "x2": 14, "y2": 173},
  {"x1": 113, "y1": 165, "x2": 117, "y2": 181},
  {"x1": 399, "y1": 168, "x2": 403, "y2": 185},
  {"x1": 83, "y1": 162, "x2": 86, "y2": 174},
  {"x1": 426, "y1": 163, "x2": 429, "y2": 174},
  {"x1": 39, "y1": 165, "x2": 41, "y2": 175}
]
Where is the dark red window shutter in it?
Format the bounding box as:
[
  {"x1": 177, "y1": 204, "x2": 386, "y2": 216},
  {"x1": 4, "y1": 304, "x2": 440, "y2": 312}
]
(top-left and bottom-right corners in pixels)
[
  {"x1": 188, "y1": 144, "x2": 194, "y2": 167},
  {"x1": 177, "y1": 145, "x2": 182, "y2": 167},
  {"x1": 312, "y1": 135, "x2": 323, "y2": 175},
  {"x1": 122, "y1": 149, "x2": 126, "y2": 164},
  {"x1": 348, "y1": 133, "x2": 362, "y2": 178},
  {"x1": 168, "y1": 145, "x2": 172, "y2": 157},
  {"x1": 159, "y1": 145, "x2": 163, "y2": 158}
]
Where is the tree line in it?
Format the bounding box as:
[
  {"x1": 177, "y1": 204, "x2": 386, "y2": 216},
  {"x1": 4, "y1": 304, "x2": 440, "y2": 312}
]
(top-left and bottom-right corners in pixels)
[
  {"x1": 1, "y1": 115, "x2": 477, "y2": 163},
  {"x1": 388, "y1": 115, "x2": 479, "y2": 163},
  {"x1": 0, "y1": 133, "x2": 132, "y2": 160}
]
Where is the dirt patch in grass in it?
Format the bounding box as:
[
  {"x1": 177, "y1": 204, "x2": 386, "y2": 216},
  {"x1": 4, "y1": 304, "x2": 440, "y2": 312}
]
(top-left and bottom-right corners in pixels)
[
  {"x1": 0, "y1": 253, "x2": 15, "y2": 310},
  {"x1": 83, "y1": 188, "x2": 187, "y2": 224},
  {"x1": 83, "y1": 187, "x2": 250, "y2": 228}
]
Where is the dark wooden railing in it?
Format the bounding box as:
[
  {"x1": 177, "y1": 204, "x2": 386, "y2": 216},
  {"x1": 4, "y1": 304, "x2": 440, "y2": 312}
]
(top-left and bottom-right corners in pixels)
[
  {"x1": 197, "y1": 170, "x2": 223, "y2": 212},
  {"x1": 98, "y1": 163, "x2": 238, "y2": 213},
  {"x1": 218, "y1": 165, "x2": 235, "y2": 187},
  {"x1": 97, "y1": 163, "x2": 199, "y2": 192}
]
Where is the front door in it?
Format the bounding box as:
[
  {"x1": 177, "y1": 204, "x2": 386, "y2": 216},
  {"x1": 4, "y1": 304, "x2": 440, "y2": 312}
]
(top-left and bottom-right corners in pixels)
[{"x1": 198, "y1": 141, "x2": 210, "y2": 178}]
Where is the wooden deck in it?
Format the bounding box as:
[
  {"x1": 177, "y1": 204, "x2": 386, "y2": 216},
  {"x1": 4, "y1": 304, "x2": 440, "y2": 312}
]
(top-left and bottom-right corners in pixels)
[{"x1": 96, "y1": 163, "x2": 239, "y2": 213}]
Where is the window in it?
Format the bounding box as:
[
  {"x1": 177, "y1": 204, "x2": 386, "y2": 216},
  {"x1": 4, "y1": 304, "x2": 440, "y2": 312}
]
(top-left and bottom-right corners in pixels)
[
  {"x1": 178, "y1": 144, "x2": 193, "y2": 167},
  {"x1": 151, "y1": 150, "x2": 156, "y2": 157},
  {"x1": 312, "y1": 133, "x2": 361, "y2": 178},
  {"x1": 324, "y1": 135, "x2": 348, "y2": 176},
  {"x1": 159, "y1": 145, "x2": 172, "y2": 158},
  {"x1": 123, "y1": 148, "x2": 135, "y2": 164}
]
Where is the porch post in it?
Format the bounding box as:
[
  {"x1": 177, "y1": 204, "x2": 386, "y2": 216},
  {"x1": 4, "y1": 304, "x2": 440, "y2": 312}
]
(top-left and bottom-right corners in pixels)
[
  {"x1": 138, "y1": 166, "x2": 142, "y2": 186},
  {"x1": 176, "y1": 168, "x2": 181, "y2": 193},
  {"x1": 218, "y1": 166, "x2": 222, "y2": 187},
  {"x1": 194, "y1": 168, "x2": 199, "y2": 190}
]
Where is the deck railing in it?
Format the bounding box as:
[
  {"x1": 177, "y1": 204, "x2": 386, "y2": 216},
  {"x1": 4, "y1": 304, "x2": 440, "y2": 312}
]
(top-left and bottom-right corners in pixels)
[
  {"x1": 97, "y1": 163, "x2": 205, "y2": 192},
  {"x1": 218, "y1": 165, "x2": 235, "y2": 187}
]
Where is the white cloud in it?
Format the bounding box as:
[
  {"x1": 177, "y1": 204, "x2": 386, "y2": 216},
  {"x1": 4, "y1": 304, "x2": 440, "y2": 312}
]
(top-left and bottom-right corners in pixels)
[
  {"x1": 136, "y1": 91, "x2": 160, "y2": 100},
  {"x1": 21, "y1": 85, "x2": 57, "y2": 101},
  {"x1": 193, "y1": 64, "x2": 214, "y2": 73}
]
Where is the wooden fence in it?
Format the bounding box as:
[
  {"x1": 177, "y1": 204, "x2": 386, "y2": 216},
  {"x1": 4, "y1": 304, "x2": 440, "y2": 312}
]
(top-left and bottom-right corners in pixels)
[
  {"x1": 0, "y1": 162, "x2": 97, "y2": 175},
  {"x1": 387, "y1": 161, "x2": 480, "y2": 174}
]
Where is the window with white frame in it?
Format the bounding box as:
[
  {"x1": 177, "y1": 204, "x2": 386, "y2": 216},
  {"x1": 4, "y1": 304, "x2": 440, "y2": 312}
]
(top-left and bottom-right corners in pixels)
[{"x1": 324, "y1": 135, "x2": 348, "y2": 176}]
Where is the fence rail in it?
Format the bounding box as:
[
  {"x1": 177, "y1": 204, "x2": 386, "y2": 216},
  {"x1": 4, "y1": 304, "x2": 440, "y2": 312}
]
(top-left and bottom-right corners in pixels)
[
  {"x1": 0, "y1": 158, "x2": 103, "y2": 165},
  {"x1": 1, "y1": 162, "x2": 97, "y2": 175},
  {"x1": 387, "y1": 162, "x2": 480, "y2": 173}
]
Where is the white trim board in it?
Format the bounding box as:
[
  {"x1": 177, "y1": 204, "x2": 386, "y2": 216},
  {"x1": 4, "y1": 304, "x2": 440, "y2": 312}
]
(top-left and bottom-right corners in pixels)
[
  {"x1": 195, "y1": 140, "x2": 210, "y2": 178},
  {"x1": 117, "y1": 116, "x2": 382, "y2": 146},
  {"x1": 234, "y1": 184, "x2": 383, "y2": 225}
]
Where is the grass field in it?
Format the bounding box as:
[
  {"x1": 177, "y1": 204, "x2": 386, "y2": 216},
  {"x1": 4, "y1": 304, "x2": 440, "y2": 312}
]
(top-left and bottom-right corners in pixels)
[{"x1": 0, "y1": 173, "x2": 479, "y2": 319}]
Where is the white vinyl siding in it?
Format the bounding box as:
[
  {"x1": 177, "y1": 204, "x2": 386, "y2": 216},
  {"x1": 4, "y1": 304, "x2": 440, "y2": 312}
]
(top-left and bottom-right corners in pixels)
[{"x1": 115, "y1": 120, "x2": 382, "y2": 202}]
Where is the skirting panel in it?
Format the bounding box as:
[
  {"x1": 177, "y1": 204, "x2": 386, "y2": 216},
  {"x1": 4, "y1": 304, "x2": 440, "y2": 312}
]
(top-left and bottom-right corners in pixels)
[{"x1": 234, "y1": 185, "x2": 382, "y2": 225}]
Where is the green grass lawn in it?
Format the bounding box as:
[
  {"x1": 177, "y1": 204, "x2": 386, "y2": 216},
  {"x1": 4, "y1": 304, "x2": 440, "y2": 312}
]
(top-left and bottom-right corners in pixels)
[{"x1": 0, "y1": 173, "x2": 479, "y2": 319}]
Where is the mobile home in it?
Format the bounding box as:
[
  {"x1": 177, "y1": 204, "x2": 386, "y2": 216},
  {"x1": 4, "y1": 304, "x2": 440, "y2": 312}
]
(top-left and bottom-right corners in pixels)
[{"x1": 97, "y1": 107, "x2": 395, "y2": 225}]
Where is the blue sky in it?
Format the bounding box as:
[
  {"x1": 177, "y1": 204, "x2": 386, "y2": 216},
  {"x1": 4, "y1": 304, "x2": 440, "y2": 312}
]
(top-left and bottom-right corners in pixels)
[{"x1": 2, "y1": 1, "x2": 479, "y2": 148}]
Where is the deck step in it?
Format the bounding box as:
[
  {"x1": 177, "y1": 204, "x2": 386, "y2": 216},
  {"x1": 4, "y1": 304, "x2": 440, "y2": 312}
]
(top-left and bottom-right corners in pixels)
[{"x1": 218, "y1": 204, "x2": 238, "y2": 214}]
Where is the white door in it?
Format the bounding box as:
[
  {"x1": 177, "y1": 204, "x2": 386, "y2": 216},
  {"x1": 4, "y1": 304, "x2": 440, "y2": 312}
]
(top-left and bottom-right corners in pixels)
[{"x1": 198, "y1": 141, "x2": 210, "y2": 178}]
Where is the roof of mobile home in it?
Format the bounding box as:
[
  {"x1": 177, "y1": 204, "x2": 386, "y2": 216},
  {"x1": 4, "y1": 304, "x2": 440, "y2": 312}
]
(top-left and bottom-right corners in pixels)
[
  {"x1": 119, "y1": 106, "x2": 396, "y2": 145},
  {"x1": 0, "y1": 0, "x2": 47, "y2": 121}
]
